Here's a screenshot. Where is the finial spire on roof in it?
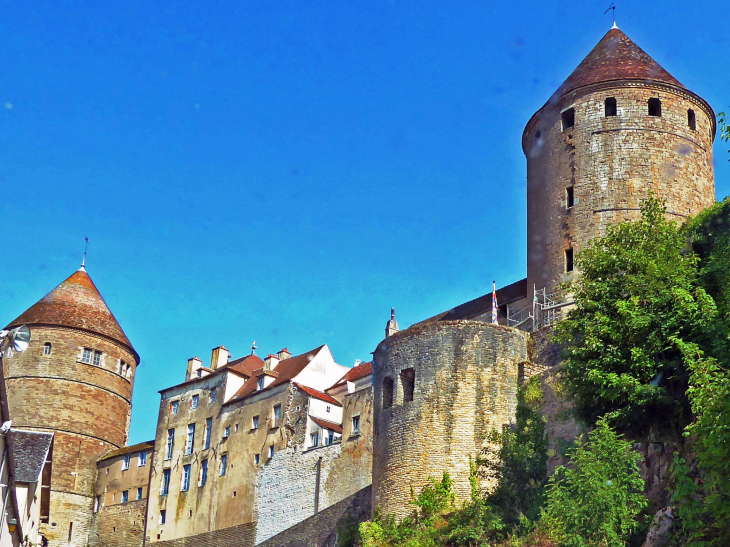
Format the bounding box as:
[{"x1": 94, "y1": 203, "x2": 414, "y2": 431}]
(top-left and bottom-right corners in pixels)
[
  {"x1": 251, "y1": 340, "x2": 257, "y2": 355},
  {"x1": 79, "y1": 237, "x2": 89, "y2": 271},
  {"x1": 386, "y1": 307, "x2": 399, "y2": 338},
  {"x1": 604, "y1": 2, "x2": 617, "y2": 28}
]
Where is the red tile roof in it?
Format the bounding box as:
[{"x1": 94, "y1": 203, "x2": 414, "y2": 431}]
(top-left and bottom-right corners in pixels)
[
  {"x1": 229, "y1": 345, "x2": 325, "y2": 402},
  {"x1": 295, "y1": 384, "x2": 342, "y2": 407},
  {"x1": 159, "y1": 354, "x2": 263, "y2": 393},
  {"x1": 5, "y1": 268, "x2": 137, "y2": 360},
  {"x1": 550, "y1": 28, "x2": 683, "y2": 103},
  {"x1": 328, "y1": 361, "x2": 373, "y2": 390},
  {"x1": 311, "y1": 417, "x2": 343, "y2": 434}
]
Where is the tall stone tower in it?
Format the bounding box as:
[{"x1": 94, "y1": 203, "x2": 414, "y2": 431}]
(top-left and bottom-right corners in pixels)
[
  {"x1": 3, "y1": 265, "x2": 139, "y2": 547},
  {"x1": 523, "y1": 26, "x2": 715, "y2": 294}
]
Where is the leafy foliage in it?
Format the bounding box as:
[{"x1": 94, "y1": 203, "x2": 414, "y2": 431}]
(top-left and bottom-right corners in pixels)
[
  {"x1": 718, "y1": 112, "x2": 730, "y2": 160},
  {"x1": 540, "y1": 420, "x2": 647, "y2": 547},
  {"x1": 554, "y1": 197, "x2": 723, "y2": 435}
]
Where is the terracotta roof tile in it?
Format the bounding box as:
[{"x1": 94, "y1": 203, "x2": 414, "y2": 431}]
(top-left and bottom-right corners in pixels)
[
  {"x1": 311, "y1": 417, "x2": 343, "y2": 434},
  {"x1": 98, "y1": 440, "x2": 155, "y2": 462},
  {"x1": 328, "y1": 361, "x2": 373, "y2": 390},
  {"x1": 5, "y1": 268, "x2": 138, "y2": 360},
  {"x1": 229, "y1": 345, "x2": 325, "y2": 402},
  {"x1": 550, "y1": 28, "x2": 683, "y2": 104},
  {"x1": 295, "y1": 384, "x2": 342, "y2": 407}
]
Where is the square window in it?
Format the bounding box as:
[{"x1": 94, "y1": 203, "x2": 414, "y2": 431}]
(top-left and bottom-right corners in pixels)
[
  {"x1": 223, "y1": 426, "x2": 230, "y2": 438},
  {"x1": 170, "y1": 401, "x2": 179, "y2": 415},
  {"x1": 185, "y1": 424, "x2": 195, "y2": 455},
  {"x1": 81, "y1": 348, "x2": 92, "y2": 363},
  {"x1": 138, "y1": 450, "x2": 148, "y2": 467},
  {"x1": 121, "y1": 454, "x2": 130, "y2": 470},
  {"x1": 605, "y1": 97, "x2": 617, "y2": 117},
  {"x1": 561, "y1": 108, "x2": 575, "y2": 130},
  {"x1": 252, "y1": 416, "x2": 259, "y2": 430},
  {"x1": 181, "y1": 465, "x2": 191, "y2": 491},
  {"x1": 43, "y1": 343, "x2": 52, "y2": 356},
  {"x1": 121, "y1": 490, "x2": 129, "y2": 504},
  {"x1": 204, "y1": 418, "x2": 212, "y2": 450},
  {"x1": 191, "y1": 395, "x2": 199, "y2": 410},
  {"x1": 165, "y1": 429, "x2": 174, "y2": 460},
  {"x1": 93, "y1": 351, "x2": 102, "y2": 367},
  {"x1": 199, "y1": 460, "x2": 208, "y2": 487},
  {"x1": 161, "y1": 469, "x2": 170, "y2": 496},
  {"x1": 648, "y1": 98, "x2": 662, "y2": 117}
]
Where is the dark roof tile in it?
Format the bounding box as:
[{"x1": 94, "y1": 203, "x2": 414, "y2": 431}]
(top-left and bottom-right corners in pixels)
[{"x1": 11, "y1": 430, "x2": 53, "y2": 483}]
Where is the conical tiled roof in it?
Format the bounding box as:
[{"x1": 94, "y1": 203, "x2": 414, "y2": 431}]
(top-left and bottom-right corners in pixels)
[
  {"x1": 5, "y1": 268, "x2": 137, "y2": 359},
  {"x1": 550, "y1": 27, "x2": 684, "y2": 102}
]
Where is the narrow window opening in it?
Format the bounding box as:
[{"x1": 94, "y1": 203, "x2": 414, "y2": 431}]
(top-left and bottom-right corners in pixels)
[
  {"x1": 43, "y1": 343, "x2": 52, "y2": 356},
  {"x1": 185, "y1": 424, "x2": 195, "y2": 455},
  {"x1": 561, "y1": 108, "x2": 575, "y2": 130},
  {"x1": 535, "y1": 129, "x2": 541, "y2": 139},
  {"x1": 181, "y1": 464, "x2": 191, "y2": 491},
  {"x1": 159, "y1": 510, "x2": 166, "y2": 524},
  {"x1": 68, "y1": 522, "x2": 73, "y2": 543},
  {"x1": 604, "y1": 97, "x2": 617, "y2": 116},
  {"x1": 688, "y1": 109, "x2": 696, "y2": 131},
  {"x1": 383, "y1": 377, "x2": 394, "y2": 410},
  {"x1": 352, "y1": 415, "x2": 360, "y2": 435},
  {"x1": 566, "y1": 187, "x2": 574, "y2": 208},
  {"x1": 648, "y1": 98, "x2": 662, "y2": 117},
  {"x1": 565, "y1": 248, "x2": 574, "y2": 272},
  {"x1": 400, "y1": 368, "x2": 415, "y2": 403}
]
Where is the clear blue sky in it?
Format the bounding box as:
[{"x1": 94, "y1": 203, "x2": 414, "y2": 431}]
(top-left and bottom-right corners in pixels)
[{"x1": 2, "y1": 1, "x2": 729, "y2": 444}]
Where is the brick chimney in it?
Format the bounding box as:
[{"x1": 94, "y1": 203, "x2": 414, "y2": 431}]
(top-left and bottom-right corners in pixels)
[
  {"x1": 210, "y1": 346, "x2": 229, "y2": 370},
  {"x1": 277, "y1": 348, "x2": 291, "y2": 361},
  {"x1": 186, "y1": 356, "x2": 203, "y2": 381}
]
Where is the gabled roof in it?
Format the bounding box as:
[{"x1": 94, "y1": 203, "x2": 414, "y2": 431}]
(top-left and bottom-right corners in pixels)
[
  {"x1": 11, "y1": 430, "x2": 53, "y2": 483},
  {"x1": 226, "y1": 354, "x2": 266, "y2": 378},
  {"x1": 295, "y1": 384, "x2": 342, "y2": 407},
  {"x1": 98, "y1": 440, "x2": 155, "y2": 462},
  {"x1": 550, "y1": 28, "x2": 683, "y2": 103},
  {"x1": 230, "y1": 345, "x2": 326, "y2": 402},
  {"x1": 5, "y1": 268, "x2": 137, "y2": 360},
  {"x1": 310, "y1": 417, "x2": 343, "y2": 434},
  {"x1": 160, "y1": 355, "x2": 262, "y2": 393},
  {"x1": 327, "y1": 361, "x2": 373, "y2": 391}
]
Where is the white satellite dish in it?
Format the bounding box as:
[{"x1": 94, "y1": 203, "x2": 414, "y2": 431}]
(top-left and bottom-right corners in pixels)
[{"x1": 0, "y1": 325, "x2": 31, "y2": 355}]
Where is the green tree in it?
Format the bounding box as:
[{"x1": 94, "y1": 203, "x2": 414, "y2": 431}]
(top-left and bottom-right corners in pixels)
[
  {"x1": 554, "y1": 197, "x2": 723, "y2": 435},
  {"x1": 718, "y1": 112, "x2": 730, "y2": 160},
  {"x1": 540, "y1": 420, "x2": 647, "y2": 547}
]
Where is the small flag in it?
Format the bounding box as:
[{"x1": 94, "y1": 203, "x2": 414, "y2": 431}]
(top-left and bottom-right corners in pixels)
[{"x1": 492, "y1": 281, "x2": 498, "y2": 325}]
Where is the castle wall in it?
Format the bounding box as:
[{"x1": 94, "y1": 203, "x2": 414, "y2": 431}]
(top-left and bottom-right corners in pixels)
[
  {"x1": 3, "y1": 326, "x2": 136, "y2": 547},
  {"x1": 524, "y1": 82, "x2": 715, "y2": 294},
  {"x1": 372, "y1": 320, "x2": 528, "y2": 517},
  {"x1": 87, "y1": 499, "x2": 147, "y2": 547}
]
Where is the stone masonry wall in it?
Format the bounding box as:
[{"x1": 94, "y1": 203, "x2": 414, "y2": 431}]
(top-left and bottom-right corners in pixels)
[
  {"x1": 87, "y1": 499, "x2": 147, "y2": 547},
  {"x1": 3, "y1": 325, "x2": 136, "y2": 547},
  {"x1": 372, "y1": 320, "x2": 529, "y2": 517},
  {"x1": 524, "y1": 81, "x2": 715, "y2": 295}
]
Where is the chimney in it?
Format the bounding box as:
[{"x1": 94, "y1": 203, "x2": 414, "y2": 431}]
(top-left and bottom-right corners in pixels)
[
  {"x1": 385, "y1": 307, "x2": 399, "y2": 338},
  {"x1": 186, "y1": 357, "x2": 203, "y2": 381},
  {"x1": 210, "y1": 346, "x2": 229, "y2": 370},
  {"x1": 264, "y1": 354, "x2": 279, "y2": 372},
  {"x1": 277, "y1": 348, "x2": 291, "y2": 361}
]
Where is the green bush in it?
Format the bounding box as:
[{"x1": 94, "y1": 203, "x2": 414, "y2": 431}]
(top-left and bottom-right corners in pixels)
[{"x1": 540, "y1": 420, "x2": 647, "y2": 547}]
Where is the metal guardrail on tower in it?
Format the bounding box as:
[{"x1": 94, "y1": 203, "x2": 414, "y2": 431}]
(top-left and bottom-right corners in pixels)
[{"x1": 506, "y1": 285, "x2": 574, "y2": 332}]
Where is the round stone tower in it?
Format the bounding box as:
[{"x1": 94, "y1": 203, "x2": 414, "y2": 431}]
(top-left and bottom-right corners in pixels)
[
  {"x1": 524, "y1": 26, "x2": 715, "y2": 294},
  {"x1": 3, "y1": 266, "x2": 139, "y2": 547}
]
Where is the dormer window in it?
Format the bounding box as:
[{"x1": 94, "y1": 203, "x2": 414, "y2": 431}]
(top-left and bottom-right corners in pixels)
[
  {"x1": 43, "y1": 343, "x2": 52, "y2": 355},
  {"x1": 257, "y1": 378, "x2": 265, "y2": 391}
]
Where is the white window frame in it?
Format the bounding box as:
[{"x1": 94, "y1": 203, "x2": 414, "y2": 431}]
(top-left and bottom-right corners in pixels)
[
  {"x1": 220, "y1": 454, "x2": 227, "y2": 476},
  {"x1": 181, "y1": 465, "x2": 191, "y2": 491},
  {"x1": 121, "y1": 454, "x2": 131, "y2": 470},
  {"x1": 199, "y1": 459, "x2": 208, "y2": 487},
  {"x1": 352, "y1": 414, "x2": 361, "y2": 435},
  {"x1": 160, "y1": 469, "x2": 170, "y2": 496},
  {"x1": 170, "y1": 400, "x2": 179, "y2": 415},
  {"x1": 81, "y1": 348, "x2": 92, "y2": 364},
  {"x1": 138, "y1": 450, "x2": 147, "y2": 467},
  {"x1": 204, "y1": 418, "x2": 212, "y2": 450},
  {"x1": 185, "y1": 424, "x2": 195, "y2": 455},
  {"x1": 191, "y1": 395, "x2": 199, "y2": 410}
]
